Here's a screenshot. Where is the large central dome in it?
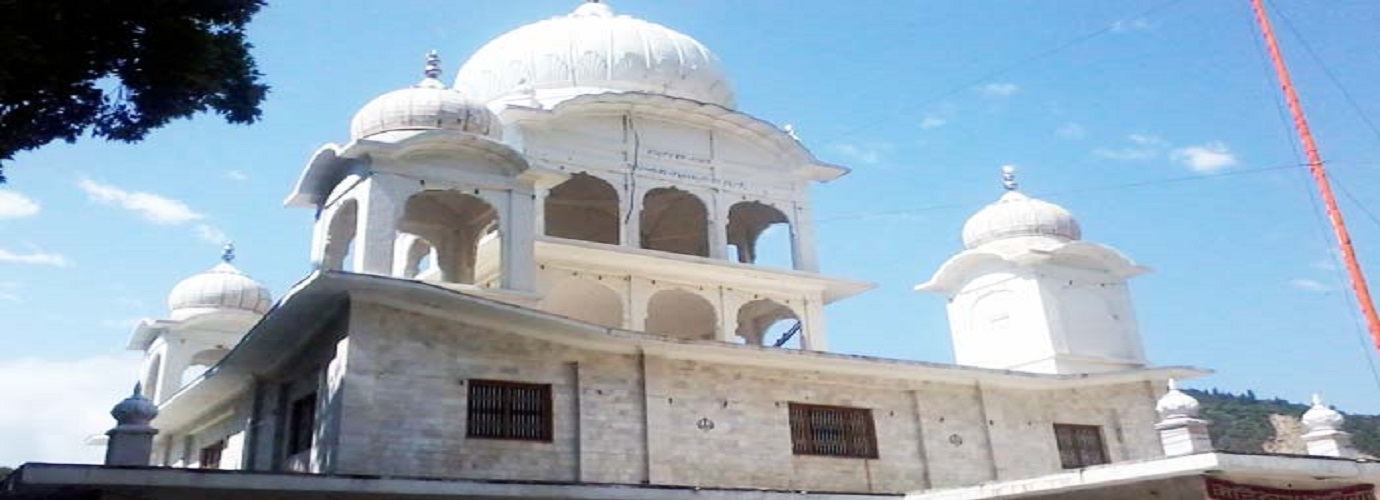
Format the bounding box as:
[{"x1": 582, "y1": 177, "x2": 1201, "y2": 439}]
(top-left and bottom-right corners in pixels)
[{"x1": 454, "y1": 1, "x2": 736, "y2": 109}]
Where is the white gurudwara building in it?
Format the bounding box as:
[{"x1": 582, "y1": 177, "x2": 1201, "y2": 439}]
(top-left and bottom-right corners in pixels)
[{"x1": 6, "y1": 2, "x2": 1380, "y2": 500}]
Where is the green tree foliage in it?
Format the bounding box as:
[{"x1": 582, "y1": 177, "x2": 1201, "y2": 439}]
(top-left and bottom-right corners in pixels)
[
  {"x1": 0, "y1": 466, "x2": 11, "y2": 481},
  {"x1": 0, "y1": 0, "x2": 270, "y2": 182},
  {"x1": 1188, "y1": 388, "x2": 1380, "y2": 455}
]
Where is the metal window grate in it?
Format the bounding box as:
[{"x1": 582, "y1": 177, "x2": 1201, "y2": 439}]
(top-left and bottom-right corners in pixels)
[
  {"x1": 1053, "y1": 423, "x2": 1108, "y2": 469},
  {"x1": 198, "y1": 440, "x2": 225, "y2": 469},
  {"x1": 287, "y1": 393, "x2": 316, "y2": 456},
  {"x1": 787, "y1": 403, "x2": 878, "y2": 458},
  {"x1": 467, "y1": 380, "x2": 553, "y2": 442}
]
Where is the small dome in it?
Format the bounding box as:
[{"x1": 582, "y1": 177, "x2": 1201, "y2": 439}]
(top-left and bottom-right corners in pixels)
[
  {"x1": 111, "y1": 384, "x2": 159, "y2": 427},
  {"x1": 455, "y1": 1, "x2": 735, "y2": 109},
  {"x1": 962, "y1": 168, "x2": 1080, "y2": 249},
  {"x1": 351, "y1": 51, "x2": 500, "y2": 140},
  {"x1": 167, "y1": 244, "x2": 272, "y2": 321},
  {"x1": 1302, "y1": 394, "x2": 1345, "y2": 433},
  {"x1": 1156, "y1": 379, "x2": 1201, "y2": 419}
]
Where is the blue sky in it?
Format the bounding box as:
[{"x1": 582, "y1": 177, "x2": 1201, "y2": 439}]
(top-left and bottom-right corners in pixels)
[{"x1": 3, "y1": 0, "x2": 1380, "y2": 464}]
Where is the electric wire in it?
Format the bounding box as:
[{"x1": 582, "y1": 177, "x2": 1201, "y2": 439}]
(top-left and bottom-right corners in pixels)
[
  {"x1": 1249, "y1": 0, "x2": 1380, "y2": 393},
  {"x1": 1265, "y1": 0, "x2": 1380, "y2": 146}
]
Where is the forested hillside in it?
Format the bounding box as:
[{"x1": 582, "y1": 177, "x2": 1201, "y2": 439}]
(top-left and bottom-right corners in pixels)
[{"x1": 1187, "y1": 389, "x2": 1380, "y2": 456}]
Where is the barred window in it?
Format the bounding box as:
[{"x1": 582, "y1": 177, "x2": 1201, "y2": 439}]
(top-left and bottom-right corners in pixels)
[
  {"x1": 199, "y1": 440, "x2": 225, "y2": 469},
  {"x1": 287, "y1": 393, "x2": 316, "y2": 456},
  {"x1": 467, "y1": 380, "x2": 553, "y2": 442},
  {"x1": 1054, "y1": 423, "x2": 1108, "y2": 469},
  {"x1": 787, "y1": 403, "x2": 878, "y2": 458}
]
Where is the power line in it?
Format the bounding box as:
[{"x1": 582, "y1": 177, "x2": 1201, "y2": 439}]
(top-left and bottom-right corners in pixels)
[
  {"x1": 825, "y1": 0, "x2": 1189, "y2": 141},
  {"x1": 1265, "y1": 0, "x2": 1380, "y2": 146}
]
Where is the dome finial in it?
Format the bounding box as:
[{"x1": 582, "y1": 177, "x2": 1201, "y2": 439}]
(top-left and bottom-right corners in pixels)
[
  {"x1": 1001, "y1": 165, "x2": 1018, "y2": 191},
  {"x1": 423, "y1": 50, "x2": 442, "y2": 80},
  {"x1": 221, "y1": 242, "x2": 235, "y2": 264}
]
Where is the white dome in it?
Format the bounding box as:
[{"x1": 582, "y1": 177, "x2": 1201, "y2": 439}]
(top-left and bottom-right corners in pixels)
[
  {"x1": 962, "y1": 190, "x2": 1081, "y2": 249},
  {"x1": 167, "y1": 250, "x2": 272, "y2": 321},
  {"x1": 1302, "y1": 394, "x2": 1345, "y2": 433},
  {"x1": 351, "y1": 52, "x2": 500, "y2": 140},
  {"x1": 1155, "y1": 380, "x2": 1201, "y2": 419},
  {"x1": 455, "y1": 1, "x2": 735, "y2": 109}
]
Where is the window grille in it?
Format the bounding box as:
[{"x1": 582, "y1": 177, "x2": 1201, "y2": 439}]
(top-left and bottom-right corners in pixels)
[
  {"x1": 787, "y1": 403, "x2": 878, "y2": 458},
  {"x1": 287, "y1": 393, "x2": 316, "y2": 456},
  {"x1": 467, "y1": 380, "x2": 553, "y2": 442},
  {"x1": 199, "y1": 440, "x2": 225, "y2": 469},
  {"x1": 1053, "y1": 423, "x2": 1109, "y2": 469}
]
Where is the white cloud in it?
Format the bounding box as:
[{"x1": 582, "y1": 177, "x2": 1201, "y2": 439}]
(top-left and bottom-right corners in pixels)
[
  {"x1": 1128, "y1": 134, "x2": 1168, "y2": 147},
  {"x1": 194, "y1": 224, "x2": 229, "y2": 245},
  {"x1": 1055, "y1": 123, "x2": 1086, "y2": 140},
  {"x1": 1092, "y1": 147, "x2": 1160, "y2": 161},
  {"x1": 1091, "y1": 134, "x2": 1169, "y2": 161},
  {"x1": 979, "y1": 83, "x2": 1020, "y2": 97},
  {"x1": 0, "y1": 190, "x2": 40, "y2": 218},
  {"x1": 1289, "y1": 278, "x2": 1333, "y2": 293},
  {"x1": 0, "y1": 355, "x2": 143, "y2": 466},
  {"x1": 1172, "y1": 142, "x2": 1238, "y2": 173},
  {"x1": 225, "y1": 170, "x2": 249, "y2": 181},
  {"x1": 0, "y1": 282, "x2": 20, "y2": 302},
  {"x1": 99, "y1": 318, "x2": 142, "y2": 330},
  {"x1": 829, "y1": 143, "x2": 891, "y2": 165},
  {"x1": 77, "y1": 178, "x2": 203, "y2": 225},
  {"x1": 0, "y1": 248, "x2": 68, "y2": 267},
  {"x1": 1111, "y1": 18, "x2": 1153, "y2": 33},
  {"x1": 920, "y1": 116, "x2": 947, "y2": 129}
]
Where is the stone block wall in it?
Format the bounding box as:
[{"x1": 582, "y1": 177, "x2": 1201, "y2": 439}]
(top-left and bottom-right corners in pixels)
[{"x1": 331, "y1": 302, "x2": 1164, "y2": 492}]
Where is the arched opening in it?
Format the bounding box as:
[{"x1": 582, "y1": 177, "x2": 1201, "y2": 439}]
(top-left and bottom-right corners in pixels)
[
  {"x1": 399, "y1": 190, "x2": 501, "y2": 286},
  {"x1": 736, "y1": 299, "x2": 802, "y2": 348},
  {"x1": 323, "y1": 200, "x2": 358, "y2": 271},
  {"x1": 143, "y1": 354, "x2": 163, "y2": 402},
  {"x1": 180, "y1": 348, "x2": 231, "y2": 386},
  {"x1": 727, "y1": 201, "x2": 793, "y2": 267},
  {"x1": 542, "y1": 277, "x2": 623, "y2": 328},
  {"x1": 645, "y1": 289, "x2": 716, "y2": 341},
  {"x1": 546, "y1": 173, "x2": 620, "y2": 245},
  {"x1": 640, "y1": 188, "x2": 709, "y2": 257},
  {"x1": 398, "y1": 234, "x2": 438, "y2": 279}
]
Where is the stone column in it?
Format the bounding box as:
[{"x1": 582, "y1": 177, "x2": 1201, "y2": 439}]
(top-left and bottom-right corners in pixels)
[
  {"x1": 1301, "y1": 394, "x2": 1357, "y2": 458},
  {"x1": 105, "y1": 384, "x2": 159, "y2": 466},
  {"x1": 1154, "y1": 380, "x2": 1213, "y2": 456},
  {"x1": 352, "y1": 177, "x2": 403, "y2": 276}
]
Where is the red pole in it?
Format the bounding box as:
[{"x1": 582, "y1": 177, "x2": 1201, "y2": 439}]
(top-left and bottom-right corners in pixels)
[{"x1": 1249, "y1": 0, "x2": 1380, "y2": 350}]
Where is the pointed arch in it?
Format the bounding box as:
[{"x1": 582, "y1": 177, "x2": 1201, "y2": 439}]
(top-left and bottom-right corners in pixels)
[
  {"x1": 543, "y1": 277, "x2": 623, "y2": 328},
  {"x1": 323, "y1": 199, "x2": 359, "y2": 271},
  {"x1": 400, "y1": 190, "x2": 501, "y2": 285},
  {"x1": 143, "y1": 354, "x2": 163, "y2": 403},
  {"x1": 640, "y1": 187, "x2": 709, "y2": 257},
  {"x1": 546, "y1": 173, "x2": 620, "y2": 245},
  {"x1": 645, "y1": 289, "x2": 717, "y2": 341},
  {"x1": 727, "y1": 201, "x2": 792, "y2": 267},
  {"x1": 736, "y1": 299, "x2": 801, "y2": 347}
]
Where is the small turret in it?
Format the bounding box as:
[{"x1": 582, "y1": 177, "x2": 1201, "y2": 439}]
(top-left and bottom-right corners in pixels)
[
  {"x1": 1301, "y1": 394, "x2": 1356, "y2": 458},
  {"x1": 104, "y1": 384, "x2": 159, "y2": 466},
  {"x1": 1154, "y1": 380, "x2": 1212, "y2": 456}
]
